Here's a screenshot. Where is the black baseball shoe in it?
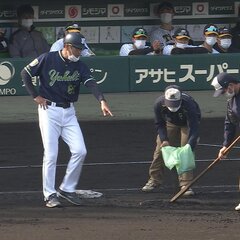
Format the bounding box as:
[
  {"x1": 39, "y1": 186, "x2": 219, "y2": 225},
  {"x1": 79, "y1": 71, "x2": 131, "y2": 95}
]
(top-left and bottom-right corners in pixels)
[
  {"x1": 45, "y1": 193, "x2": 62, "y2": 208},
  {"x1": 57, "y1": 189, "x2": 82, "y2": 206}
]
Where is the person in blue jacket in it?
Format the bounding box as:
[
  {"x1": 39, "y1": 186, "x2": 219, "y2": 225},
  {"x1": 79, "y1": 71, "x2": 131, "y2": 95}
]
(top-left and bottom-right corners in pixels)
[
  {"x1": 142, "y1": 85, "x2": 201, "y2": 196},
  {"x1": 211, "y1": 72, "x2": 240, "y2": 211}
]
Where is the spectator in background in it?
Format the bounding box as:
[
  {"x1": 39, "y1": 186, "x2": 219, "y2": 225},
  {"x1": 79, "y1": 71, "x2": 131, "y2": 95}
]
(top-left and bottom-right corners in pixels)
[
  {"x1": 119, "y1": 27, "x2": 161, "y2": 56},
  {"x1": 0, "y1": 28, "x2": 9, "y2": 57},
  {"x1": 50, "y1": 23, "x2": 95, "y2": 57},
  {"x1": 150, "y1": 1, "x2": 177, "y2": 48},
  {"x1": 214, "y1": 27, "x2": 240, "y2": 53},
  {"x1": 199, "y1": 24, "x2": 219, "y2": 54},
  {"x1": 9, "y1": 4, "x2": 50, "y2": 58},
  {"x1": 230, "y1": 21, "x2": 240, "y2": 50},
  {"x1": 163, "y1": 27, "x2": 208, "y2": 55}
]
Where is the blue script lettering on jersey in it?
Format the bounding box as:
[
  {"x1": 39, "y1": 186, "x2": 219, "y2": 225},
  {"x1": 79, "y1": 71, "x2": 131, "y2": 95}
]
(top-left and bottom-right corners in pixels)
[{"x1": 49, "y1": 70, "x2": 80, "y2": 86}]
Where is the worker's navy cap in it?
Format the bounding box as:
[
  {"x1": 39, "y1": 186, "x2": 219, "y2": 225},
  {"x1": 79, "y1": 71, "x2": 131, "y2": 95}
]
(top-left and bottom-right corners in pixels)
[{"x1": 211, "y1": 72, "x2": 239, "y2": 97}]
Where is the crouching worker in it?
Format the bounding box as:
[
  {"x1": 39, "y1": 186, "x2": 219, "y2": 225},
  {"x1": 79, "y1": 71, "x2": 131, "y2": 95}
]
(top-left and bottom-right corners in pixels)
[{"x1": 142, "y1": 85, "x2": 201, "y2": 195}]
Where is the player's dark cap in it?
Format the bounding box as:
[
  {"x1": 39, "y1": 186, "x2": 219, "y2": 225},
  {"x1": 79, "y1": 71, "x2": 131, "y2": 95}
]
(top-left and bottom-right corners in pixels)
[
  {"x1": 17, "y1": 4, "x2": 34, "y2": 18},
  {"x1": 173, "y1": 28, "x2": 191, "y2": 40},
  {"x1": 64, "y1": 32, "x2": 86, "y2": 50},
  {"x1": 132, "y1": 28, "x2": 148, "y2": 38},
  {"x1": 157, "y1": 1, "x2": 175, "y2": 12},
  {"x1": 65, "y1": 23, "x2": 81, "y2": 32},
  {"x1": 164, "y1": 85, "x2": 182, "y2": 108},
  {"x1": 204, "y1": 24, "x2": 218, "y2": 36},
  {"x1": 211, "y1": 72, "x2": 240, "y2": 97},
  {"x1": 218, "y1": 27, "x2": 232, "y2": 38}
]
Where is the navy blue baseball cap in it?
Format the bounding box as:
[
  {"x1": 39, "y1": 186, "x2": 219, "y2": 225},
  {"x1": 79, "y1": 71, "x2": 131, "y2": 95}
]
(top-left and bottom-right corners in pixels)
[
  {"x1": 157, "y1": 2, "x2": 175, "y2": 12},
  {"x1": 204, "y1": 24, "x2": 218, "y2": 36},
  {"x1": 173, "y1": 28, "x2": 191, "y2": 40},
  {"x1": 65, "y1": 23, "x2": 81, "y2": 32},
  {"x1": 211, "y1": 72, "x2": 240, "y2": 97}
]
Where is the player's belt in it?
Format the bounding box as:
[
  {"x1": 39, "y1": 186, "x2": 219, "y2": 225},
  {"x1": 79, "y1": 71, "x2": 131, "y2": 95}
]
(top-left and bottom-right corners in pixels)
[{"x1": 46, "y1": 101, "x2": 72, "y2": 109}]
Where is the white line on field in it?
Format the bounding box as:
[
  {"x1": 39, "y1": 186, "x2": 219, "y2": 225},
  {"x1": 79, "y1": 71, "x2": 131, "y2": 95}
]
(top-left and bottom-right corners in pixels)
[
  {"x1": 0, "y1": 185, "x2": 238, "y2": 195},
  {"x1": 0, "y1": 157, "x2": 239, "y2": 170}
]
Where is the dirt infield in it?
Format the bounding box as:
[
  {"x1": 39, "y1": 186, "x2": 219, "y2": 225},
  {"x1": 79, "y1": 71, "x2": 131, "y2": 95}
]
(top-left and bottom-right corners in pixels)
[{"x1": 0, "y1": 118, "x2": 239, "y2": 240}]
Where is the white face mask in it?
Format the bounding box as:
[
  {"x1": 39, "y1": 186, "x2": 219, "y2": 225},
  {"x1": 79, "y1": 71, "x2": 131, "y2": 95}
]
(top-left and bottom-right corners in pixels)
[
  {"x1": 134, "y1": 40, "x2": 146, "y2": 49},
  {"x1": 160, "y1": 13, "x2": 173, "y2": 24},
  {"x1": 205, "y1": 36, "x2": 217, "y2": 46},
  {"x1": 21, "y1": 19, "x2": 33, "y2": 28},
  {"x1": 225, "y1": 90, "x2": 235, "y2": 98},
  {"x1": 220, "y1": 39, "x2": 232, "y2": 49},
  {"x1": 176, "y1": 42, "x2": 188, "y2": 49},
  {"x1": 68, "y1": 55, "x2": 80, "y2": 62},
  {"x1": 167, "y1": 106, "x2": 181, "y2": 112}
]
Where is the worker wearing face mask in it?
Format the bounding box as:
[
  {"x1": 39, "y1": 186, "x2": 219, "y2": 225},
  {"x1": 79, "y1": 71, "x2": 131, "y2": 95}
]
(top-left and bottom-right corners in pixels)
[
  {"x1": 142, "y1": 85, "x2": 201, "y2": 195},
  {"x1": 199, "y1": 24, "x2": 219, "y2": 54},
  {"x1": 9, "y1": 4, "x2": 50, "y2": 58},
  {"x1": 163, "y1": 27, "x2": 208, "y2": 55},
  {"x1": 211, "y1": 72, "x2": 240, "y2": 211},
  {"x1": 213, "y1": 27, "x2": 240, "y2": 53},
  {"x1": 150, "y1": 1, "x2": 177, "y2": 48},
  {"x1": 119, "y1": 27, "x2": 161, "y2": 56}
]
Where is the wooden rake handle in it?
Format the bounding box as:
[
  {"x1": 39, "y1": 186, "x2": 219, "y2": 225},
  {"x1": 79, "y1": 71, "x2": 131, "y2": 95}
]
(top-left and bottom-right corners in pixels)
[{"x1": 169, "y1": 135, "x2": 240, "y2": 203}]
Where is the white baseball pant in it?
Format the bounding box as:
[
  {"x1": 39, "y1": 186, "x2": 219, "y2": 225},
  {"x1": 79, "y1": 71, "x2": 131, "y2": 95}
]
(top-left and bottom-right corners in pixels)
[{"x1": 38, "y1": 104, "x2": 87, "y2": 200}]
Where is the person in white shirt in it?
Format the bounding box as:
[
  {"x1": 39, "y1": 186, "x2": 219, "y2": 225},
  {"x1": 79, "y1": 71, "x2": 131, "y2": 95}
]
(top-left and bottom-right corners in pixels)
[
  {"x1": 150, "y1": 1, "x2": 177, "y2": 48},
  {"x1": 163, "y1": 28, "x2": 208, "y2": 55},
  {"x1": 50, "y1": 24, "x2": 95, "y2": 57},
  {"x1": 199, "y1": 24, "x2": 219, "y2": 54},
  {"x1": 213, "y1": 27, "x2": 240, "y2": 53},
  {"x1": 119, "y1": 27, "x2": 161, "y2": 56}
]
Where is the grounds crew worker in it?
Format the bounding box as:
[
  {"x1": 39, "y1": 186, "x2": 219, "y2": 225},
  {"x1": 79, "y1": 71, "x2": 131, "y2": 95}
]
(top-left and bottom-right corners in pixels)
[
  {"x1": 142, "y1": 85, "x2": 201, "y2": 196},
  {"x1": 21, "y1": 32, "x2": 113, "y2": 208},
  {"x1": 211, "y1": 72, "x2": 240, "y2": 211}
]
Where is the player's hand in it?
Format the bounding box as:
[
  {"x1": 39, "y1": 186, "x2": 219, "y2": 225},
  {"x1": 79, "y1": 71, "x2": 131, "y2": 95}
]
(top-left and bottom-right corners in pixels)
[
  {"x1": 34, "y1": 96, "x2": 48, "y2": 110},
  {"x1": 161, "y1": 141, "x2": 170, "y2": 147},
  {"x1": 218, "y1": 146, "x2": 227, "y2": 159},
  {"x1": 100, "y1": 100, "x2": 113, "y2": 117}
]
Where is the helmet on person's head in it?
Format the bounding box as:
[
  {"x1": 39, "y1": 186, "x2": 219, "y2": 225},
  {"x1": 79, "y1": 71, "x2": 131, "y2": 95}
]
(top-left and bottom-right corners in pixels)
[
  {"x1": 17, "y1": 4, "x2": 34, "y2": 18},
  {"x1": 173, "y1": 28, "x2": 191, "y2": 40},
  {"x1": 204, "y1": 24, "x2": 218, "y2": 36},
  {"x1": 65, "y1": 23, "x2": 81, "y2": 33},
  {"x1": 132, "y1": 28, "x2": 148, "y2": 38},
  {"x1": 64, "y1": 32, "x2": 86, "y2": 50}
]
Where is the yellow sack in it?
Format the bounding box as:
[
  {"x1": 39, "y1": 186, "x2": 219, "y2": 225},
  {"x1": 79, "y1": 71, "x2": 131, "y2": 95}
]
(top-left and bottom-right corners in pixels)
[{"x1": 162, "y1": 144, "x2": 195, "y2": 175}]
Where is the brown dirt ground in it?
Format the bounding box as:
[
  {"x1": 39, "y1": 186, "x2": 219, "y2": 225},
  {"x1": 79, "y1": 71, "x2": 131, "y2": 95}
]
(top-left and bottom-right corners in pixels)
[{"x1": 0, "y1": 118, "x2": 239, "y2": 240}]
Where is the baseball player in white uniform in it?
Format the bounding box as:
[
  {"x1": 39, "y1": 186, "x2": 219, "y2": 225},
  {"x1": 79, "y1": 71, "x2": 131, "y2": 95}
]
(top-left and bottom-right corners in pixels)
[
  {"x1": 21, "y1": 32, "x2": 113, "y2": 208},
  {"x1": 119, "y1": 28, "x2": 161, "y2": 56},
  {"x1": 162, "y1": 28, "x2": 207, "y2": 55},
  {"x1": 150, "y1": 2, "x2": 177, "y2": 48}
]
